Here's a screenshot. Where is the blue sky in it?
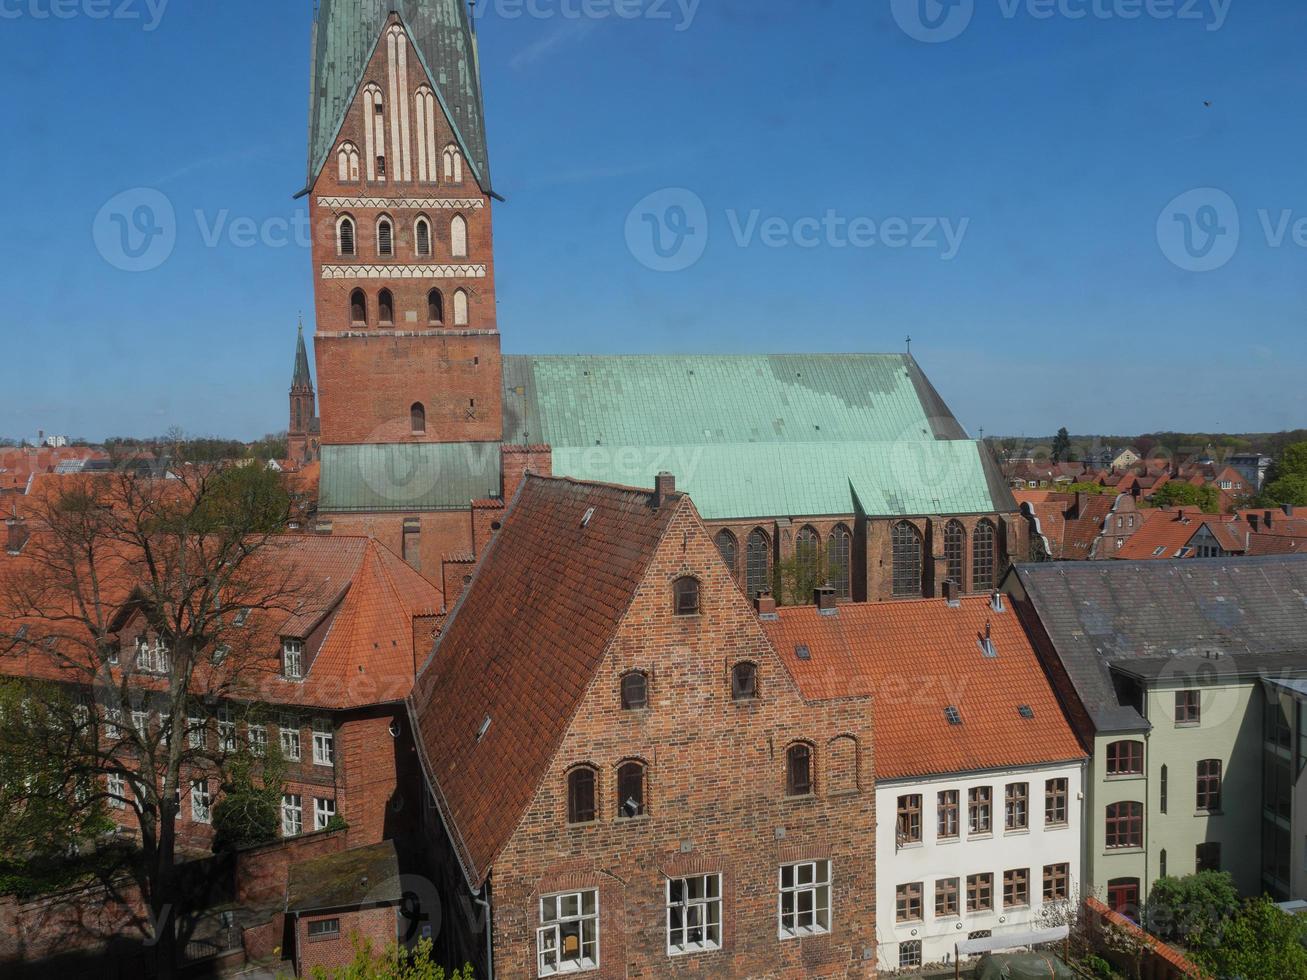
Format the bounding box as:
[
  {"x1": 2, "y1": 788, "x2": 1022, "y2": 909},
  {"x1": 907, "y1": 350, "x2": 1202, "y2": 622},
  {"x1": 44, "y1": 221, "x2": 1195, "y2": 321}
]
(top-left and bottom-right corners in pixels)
[{"x1": 2, "y1": 0, "x2": 1304, "y2": 442}]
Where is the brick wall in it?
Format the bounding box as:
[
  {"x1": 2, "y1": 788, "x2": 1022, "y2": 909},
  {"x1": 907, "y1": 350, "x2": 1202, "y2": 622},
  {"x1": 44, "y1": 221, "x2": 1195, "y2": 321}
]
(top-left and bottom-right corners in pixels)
[
  {"x1": 295, "y1": 906, "x2": 398, "y2": 975},
  {"x1": 235, "y1": 828, "x2": 347, "y2": 907},
  {"x1": 336, "y1": 707, "x2": 423, "y2": 847},
  {"x1": 487, "y1": 498, "x2": 877, "y2": 977}
]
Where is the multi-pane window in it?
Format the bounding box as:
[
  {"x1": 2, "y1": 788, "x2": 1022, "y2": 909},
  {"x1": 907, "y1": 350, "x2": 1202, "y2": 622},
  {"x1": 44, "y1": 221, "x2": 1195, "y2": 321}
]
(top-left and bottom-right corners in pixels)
[
  {"x1": 537, "y1": 890, "x2": 598, "y2": 976},
  {"x1": 1196, "y1": 841, "x2": 1221, "y2": 873},
  {"x1": 935, "y1": 877, "x2": 959, "y2": 917},
  {"x1": 785, "y1": 744, "x2": 813, "y2": 797},
  {"x1": 899, "y1": 941, "x2": 922, "y2": 969},
  {"x1": 745, "y1": 529, "x2": 770, "y2": 598},
  {"x1": 218, "y1": 708, "x2": 236, "y2": 752},
  {"x1": 1005, "y1": 783, "x2": 1028, "y2": 831},
  {"x1": 714, "y1": 530, "x2": 737, "y2": 576},
  {"x1": 131, "y1": 709, "x2": 150, "y2": 737},
  {"x1": 282, "y1": 794, "x2": 302, "y2": 837},
  {"x1": 731, "y1": 662, "x2": 758, "y2": 701},
  {"x1": 314, "y1": 797, "x2": 336, "y2": 831},
  {"x1": 828, "y1": 525, "x2": 851, "y2": 600},
  {"x1": 1107, "y1": 740, "x2": 1144, "y2": 775},
  {"x1": 620, "y1": 672, "x2": 648, "y2": 710},
  {"x1": 1045, "y1": 778, "x2": 1068, "y2": 826},
  {"x1": 107, "y1": 773, "x2": 126, "y2": 809},
  {"x1": 282, "y1": 640, "x2": 303, "y2": 680},
  {"x1": 794, "y1": 526, "x2": 820, "y2": 589},
  {"x1": 1003, "y1": 868, "x2": 1029, "y2": 909},
  {"x1": 308, "y1": 918, "x2": 340, "y2": 939},
  {"x1": 969, "y1": 786, "x2": 992, "y2": 835},
  {"x1": 279, "y1": 717, "x2": 301, "y2": 761},
  {"x1": 938, "y1": 790, "x2": 960, "y2": 838},
  {"x1": 248, "y1": 723, "x2": 267, "y2": 757},
  {"x1": 312, "y1": 720, "x2": 334, "y2": 767},
  {"x1": 616, "y1": 761, "x2": 645, "y2": 819},
  {"x1": 972, "y1": 519, "x2": 997, "y2": 591},
  {"x1": 966, "y1": 873, "x2": 993, "y2": 912},
  {"x1": 896, "y1": 795, "x2": 922, "y2": 844},
  {"x1": 666, "y1": 874, "x2": 721, "y2": 955},
  {"x1": 673, "y1": 577, "x2": 700, "y2": 616},
  {"x1": 1107, "y1": 878, "x2": 1139, "y2": 916},
  {"x1": 1043, "y1": 863, "x2": 1070, "y2": 902},
  {"x1": 891, "y1": 521, "x2": 923, "y2": 598},
  {"x1": 896, "y1": 882, "x2": 923, "y2": 922},
  {"x1": 136, "y1": 636, "x2": 170, "y2": 674},
  {"x1": 567, "y1": 767, "x2": 596, "y2": 824},
  {"x1": 104, "y1": 707, "x2": 122, "y2": 740},
  {"x1": 191, "y1": 780, "x2": 211, "y2": 824},
  {"x1": 944, "y1": 519, "x2": 966, "y2": 588},
  {"x1": 1175, "y1": 690, "x2": 1201, "y2": 725},
  {"x1": 1105, "y1": 802, "x2": 1143, "y2": 848},
  {"x1": 778, "y1": 861, "x2": 831, "y2": 938},
  {"x1": 187, "y1": 715, "x2": 204, "y2": 749},
  {"x1": 1196, "y1": 759, "x2": 1222, "y2": 811}
]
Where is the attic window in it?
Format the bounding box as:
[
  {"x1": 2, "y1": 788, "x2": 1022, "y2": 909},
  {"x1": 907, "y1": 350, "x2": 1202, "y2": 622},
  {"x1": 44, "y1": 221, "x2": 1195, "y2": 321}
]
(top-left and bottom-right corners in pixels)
[
  {"x1": 944, "y1": 706, "x2": 962, "y2": 726},
  {"x1": 282, "y1": 639, "x2": 303, "y2": 680},
  {"x1": 476, "y1": 715, "x2": 491, "y2": 742},
  {"x1": 580, "y1": 507, "x2": 595, "y2": 528},
  {"x1": 673, "y1": 577, "x2": 700, "y2": 616},
  {"x1": 233, "y1": 608, "x2": 251, "y2": 627},
  {"x1": 795, "y1": 644, "x2": 811, "y2": 661},
  {"x1": 1018, "y1": 705, "x2": 1034, "y2": 719},
  {"x1": 1152, "y1": 547, "x2": 1166, "y2": 557}
]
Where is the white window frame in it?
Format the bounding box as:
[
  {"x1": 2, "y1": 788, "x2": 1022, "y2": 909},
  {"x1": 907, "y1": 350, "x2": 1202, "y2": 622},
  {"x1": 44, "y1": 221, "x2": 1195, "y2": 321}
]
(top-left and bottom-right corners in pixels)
[
  {"x1": 778, "y1": 860, "x2": 832, "y2": 939},
  {"x1": 248, "y1": 723, "x2": 267, "y2": 757},
  {"x1": 188, "y1": 715, "x2": 205, "y2": 749},
  {"x1": 314, "y1": 797, "x2": 337, "y2": 831},
  {"x1": 537, "y1": 889, "x2": 599, "y2": 976},
  {"x1": 282, "y1": 639, "x2": 303, "y2": 680},
  {"x1": 312, "y1": 719, "x2": 334, "y2": 767},
  {"x1": 217, "y1": 708, "x2": 236, "y2": 752},
  {"x1": 280, "y1": 716, "x2": 301, "y2": 761},
  {"x1": 666, "y1": 873, "x2": 722, "y2": 956},
  {"x1": 191, "y1": 780, "x2": 211, "y2": 824},
  {"x1": 107, "y1": 772, "x2": 126, "y2": 809},
  {"x1": 282, "y1": 793, "x2": 303, "y2": 837},
  {"x1": 131, "y1": 709, "x2": 150, "y2": 737},
  {"x1": 104, "y1": 707, "x2": 122, "y2": 740}
]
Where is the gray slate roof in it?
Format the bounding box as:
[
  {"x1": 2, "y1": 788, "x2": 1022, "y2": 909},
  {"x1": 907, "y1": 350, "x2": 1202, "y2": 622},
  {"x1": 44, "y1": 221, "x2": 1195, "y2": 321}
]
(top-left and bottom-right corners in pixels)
[{"x1": 1013, "y1": 555, "x2": 1307, "y2": 733}]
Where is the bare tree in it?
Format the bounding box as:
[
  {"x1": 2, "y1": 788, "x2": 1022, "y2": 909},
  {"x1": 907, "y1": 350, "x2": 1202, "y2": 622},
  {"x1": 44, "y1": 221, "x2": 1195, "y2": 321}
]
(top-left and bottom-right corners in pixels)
[{"x1": 0, "y1": 465, "x2": 302, "y2": 977}]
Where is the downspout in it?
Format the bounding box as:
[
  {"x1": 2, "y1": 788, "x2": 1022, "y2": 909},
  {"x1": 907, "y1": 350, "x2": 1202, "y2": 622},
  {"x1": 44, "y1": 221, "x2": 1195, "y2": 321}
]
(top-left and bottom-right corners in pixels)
[{"x1": 473, "y1": 881, "x2": 493, "y2": 980}]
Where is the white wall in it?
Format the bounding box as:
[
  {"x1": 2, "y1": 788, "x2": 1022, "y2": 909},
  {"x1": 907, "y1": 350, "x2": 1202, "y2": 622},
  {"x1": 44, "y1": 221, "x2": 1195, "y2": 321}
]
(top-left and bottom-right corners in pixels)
[{"x1": 876, "y1": 761, "x2": 1085, "y2": 971}]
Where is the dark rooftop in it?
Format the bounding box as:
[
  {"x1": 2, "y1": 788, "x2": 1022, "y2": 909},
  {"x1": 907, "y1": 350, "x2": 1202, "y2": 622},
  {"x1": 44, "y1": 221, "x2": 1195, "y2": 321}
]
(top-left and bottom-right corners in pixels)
[{"x1": 286, "y1": 840, "x2": 401, "y2": 913}]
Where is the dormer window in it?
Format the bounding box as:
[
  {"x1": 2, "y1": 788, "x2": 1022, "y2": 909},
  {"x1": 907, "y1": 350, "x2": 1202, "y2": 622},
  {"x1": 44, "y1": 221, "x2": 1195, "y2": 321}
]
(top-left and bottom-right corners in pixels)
[
  {"x1": 282, "y1": 639, "x2": 303, "y2": 680},
  {"x1": 673, "y1": 577, "x2": 700, "y2": 616}
]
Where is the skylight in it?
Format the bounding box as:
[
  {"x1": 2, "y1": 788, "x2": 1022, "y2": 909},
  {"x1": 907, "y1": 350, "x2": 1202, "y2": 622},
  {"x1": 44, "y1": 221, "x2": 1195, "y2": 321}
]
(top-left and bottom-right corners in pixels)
[
  {"x1": 944, "y1": 706, "x2": 962, "y2": 726},
  {"x1": 795, "y1": 644, "x2": 811, "y2": 661},
  {"x1": 1018, "y1": 705, "x2": 1034, "y2": 719}
]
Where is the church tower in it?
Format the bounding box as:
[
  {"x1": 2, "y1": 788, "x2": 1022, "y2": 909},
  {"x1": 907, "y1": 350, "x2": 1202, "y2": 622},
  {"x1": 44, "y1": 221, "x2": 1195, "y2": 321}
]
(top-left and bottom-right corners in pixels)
[
  {"x1": 305, "y1": 0, "x2": 502, "y2": 447},
  {"x1": 288, "y1": 322, "x2": 320, "y2": 464}
]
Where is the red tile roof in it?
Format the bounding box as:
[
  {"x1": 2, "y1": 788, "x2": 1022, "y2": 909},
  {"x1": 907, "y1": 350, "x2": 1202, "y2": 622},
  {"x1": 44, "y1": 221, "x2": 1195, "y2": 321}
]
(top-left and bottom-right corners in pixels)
[
  {"x1": 762, "y1": 597, "x2": 1085, "y2": 780},
  {"x1": 1113, "y1": 509, "x2": 1243, "y2": 560},
  {"x1": 409, "y1": 475, "x2": 682, "y2": 887}
]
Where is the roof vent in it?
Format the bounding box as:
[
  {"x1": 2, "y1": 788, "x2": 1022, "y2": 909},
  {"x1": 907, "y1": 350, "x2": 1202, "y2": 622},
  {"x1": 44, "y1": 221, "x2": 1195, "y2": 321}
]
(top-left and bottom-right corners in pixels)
[
  {"x1": 1018, "y1": 705, "x2": 1034, "y2": 719},
  {"x1": 979, "y1": 621, "x2": 997, "y2": 658},
  {"x1": 476, "y1": 715, "x2": 491, "y2": 742},
  {"x1": 795, "y1": 644, "x2": 811, "y2": 661},
  {"x1": 944, "y1": 706, "x2": 962, "y2": 726},
  {"x1": 944, "y1": 579, "x2": 960, "y2": 607},
  {"x1": 990, "y1": 591, "x2": 1005, "y2": 613},
  {"x1": 580, "y1": 507, "x2": 595, "y2": 528},
  {"x1": 814, "y1": 585, "x2": 837, "y2": 614}
]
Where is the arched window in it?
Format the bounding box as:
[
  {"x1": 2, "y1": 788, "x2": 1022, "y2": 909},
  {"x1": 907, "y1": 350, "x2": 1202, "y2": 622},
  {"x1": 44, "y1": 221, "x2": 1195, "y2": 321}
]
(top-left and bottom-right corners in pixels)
[
  {"x1": 566, "y1": 766, "x2": 596, "y2": 824},
  {"x1": 714, "y1": 530, "x2": 737, "y2": 576},
  {"x1": 336, "y1": 142, "x2": 360, "y2": 182},
  {"x1": 376, "y1": 217, "x2": 394, "y2": 257},
  {"x1": 828, "y1": 524, "x2": 851, "y2": 600},
  {"x1": 410, "y1": 402, "x2": 426, "y2": 435},
  {"x1": 973, "y1": 519, "x2": 997, "y2": 592},
  {"x1": 336, "y1": 216, "x2": 356, "y2": 256},
  {"x1": 349, "y1": 288, "x2": 367, "y2": 325},
  {"x1": 944, "y1": 519, "x2": 966, "y2": 589},
  {"x1": 414, "y1": 87, "x2": 438, "y2": 182},
  {"x1": 414, "y1": 217, "x2": 432, "y2": 257},
  {"x1": 795, "y1": 525, "x2": 820, "y2": 592},
  {"x1": 620, "y1": 672, "x2": 647, "y2": 710},
  {"x1": 891, "y1": 521, "x2": 923, "y2": 598},
  {"x1": 1106, "y1": 740, "x2": 1144, "y2": 776},
  {"x1": 378, "y1": 289, "x2": 394, "y2": 325},
  {"x1": 427, "y1": 289, "x2": 443, "y2": 325},
  {"x1": 453, "y1": 288, "x2": 469, "y2": 326},
  {"x1": 617, "y1": 761, "x2": 646, "y2": 818},
  {"x1": 450, "y1": 214, "x2": 468, "y2": 258},
  {"x1": 673, "y1": 576, "x2": 700, "y2": 616},
  {"x1": 745, "y1": 528, "x2": 770, "y2": 598},
  {"x1": 785, "y1": 743, "x2": 813, "y2": 797},
  {"x1": 363, "y1": 85, "x2": 385, "y2": 181},
  {"x1": 442, "y1": 143, "x2": 463, "y2": 183},
  {"x1": 731, "y1": 662, "x2": 758, "y2": 701}
]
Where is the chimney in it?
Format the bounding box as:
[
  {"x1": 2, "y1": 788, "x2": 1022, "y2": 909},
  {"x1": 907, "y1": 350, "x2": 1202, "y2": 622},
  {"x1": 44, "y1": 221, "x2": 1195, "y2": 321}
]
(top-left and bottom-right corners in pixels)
[
  {"x1": 1248, "y1": 513, "x2": 1259, "y2": 532},
  {"x1": 5, "y1": 509, "x2": 27, "y2": 555},
  {"x1": 990, "y1": 591, "x2": 1005, "y2": 614},
  {"x1": 1265, "y1": 509, "x2": 1274, "y2": 530},
  {"x1": 754, "y1": 590, "x2": 777, "y2": 620},
  {"x1": 1284, "y1": 503, "x2": 1296, "y2": 518},
  {"x1": 653, "y1": 472, "x2": 676, "y2": 509},
  {"x1": 944, "y1": 578, "x2": 961, "y2": 607},
  {"x1": 814, "y1": 585, "x2": 837, "y2": 614}
]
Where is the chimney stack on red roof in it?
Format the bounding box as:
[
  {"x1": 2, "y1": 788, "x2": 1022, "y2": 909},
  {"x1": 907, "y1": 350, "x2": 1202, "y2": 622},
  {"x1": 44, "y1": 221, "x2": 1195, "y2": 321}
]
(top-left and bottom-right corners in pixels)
[
  {"x1": 814, "y1": 585, "x2": 837, "y2": 614},
  {"x1": 1265, "y1": 509, "x2": 1274, "y2": 529},
  {"x1": 990, "y1": 591, "x2": 1005, "y2": 614},
  {"x1": 944, "y1": 578, "x2": 960, "y2": 607},
  {"x1": 5, "y1": 507, "x2": 27, "y2": 556},
  {"x1": 1284, "y1": 504, "x2": 1296, "y2": 518},
  {"x1": 1249, "y1": 513, "x2": 1260, "y2": 532},
  {"x1": 754, "y1": 590, "x2": 777, "y2": 620},
  {"x1": 653, "y1": 472, "x2": 676, "y2": 509}
]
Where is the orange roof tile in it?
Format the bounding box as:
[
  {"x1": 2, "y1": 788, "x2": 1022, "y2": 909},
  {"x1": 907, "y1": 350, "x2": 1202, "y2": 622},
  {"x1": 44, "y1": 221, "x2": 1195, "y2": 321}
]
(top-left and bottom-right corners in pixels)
[{"x1": 762, "y1": 597, "x2": 1085, "y2": 780}]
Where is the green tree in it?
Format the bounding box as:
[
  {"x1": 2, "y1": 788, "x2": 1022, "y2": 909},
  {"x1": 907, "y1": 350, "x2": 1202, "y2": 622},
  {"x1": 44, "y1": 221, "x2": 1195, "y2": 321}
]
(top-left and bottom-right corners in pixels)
[
  {"x1": 210, "y1": 740, "x2": 286, "y2": 853},
  {"x1": 1191, "y1": 897, "x2": 1307, "y2": 980},
  {"x1": 1147, "y1": 481, "x2": 1220, "y2": 514},
  {"x1": 1052, "y1": 427, "x2": 1072, "y2": 463},
  {"x1": 303, "y1": 937, "x2": 473, "y2": 979},
  {"x1": 1143, "y1": 870, "x2": 1239, "y2": 943}
]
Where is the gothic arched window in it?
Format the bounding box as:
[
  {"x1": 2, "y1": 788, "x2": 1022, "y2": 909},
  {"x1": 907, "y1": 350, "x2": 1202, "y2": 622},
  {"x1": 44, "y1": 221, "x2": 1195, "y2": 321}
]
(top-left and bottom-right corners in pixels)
[
  {"x1": 427, "y1": 289, "x2": 443, "y2": 325},
  {"x1": 944, "y1": 519, "x2": 966, "y2": 589},
  {"x1": 414, "y1": 217, "x2": 431, "y2": 257},
  {"x1": 973, "y1": 519, "x2": 997, "y2": 592},
  {"x1": 410, "y1": 402, "x2": 426, "y2": 435},
  {"x1": 442, "y1": 144, "x2": 463, "y2": 183},
  {"x1": 336, "y1": 142, "x2": 360, "y2": 182},
  {"x1": 349, "y1": 289, "x2": 366, "y2": 325},
  {"x1": 714, "y1": 530, "x2": 737, "y2": 577},
  {"x1": 795, "y1": 526, "x2": 820, "y2": 593},
  {"x1": 453, "y1": 288, "x2": 469, "y2": 326},
  {"x1": 336, "y1": 216, "x2": 356, "y2": 257},
  {"x1": 745, "y1": 528, "x2": 770, "y2": 598},
  {"x1": 891, "y1": 521, "x2": 923, "y2": 598},
  {"x1": 378, "y1": 289, "x2": 394, "y2": 325},
  {"x1": 828, "y1": 524, "x2": 851, "y2": 600},
  {"x1": 450, "y1": 215, "x2": 468, "y2": 258},
  {"x1": 376, "y1": 217, "x2": 394, "y2": 257}
]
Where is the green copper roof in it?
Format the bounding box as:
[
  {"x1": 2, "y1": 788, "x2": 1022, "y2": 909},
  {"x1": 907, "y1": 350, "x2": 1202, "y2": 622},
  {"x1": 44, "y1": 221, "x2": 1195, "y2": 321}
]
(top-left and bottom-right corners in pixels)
[
  {"x1": 319, "y1": 443, "x2": 501, "y2": 512},
  {"x1": 292, "y1": 324, "x2": 313, "y2": 390},
  {"x1": 308, "y1": 0, "x2": 491, "y2": 192}
]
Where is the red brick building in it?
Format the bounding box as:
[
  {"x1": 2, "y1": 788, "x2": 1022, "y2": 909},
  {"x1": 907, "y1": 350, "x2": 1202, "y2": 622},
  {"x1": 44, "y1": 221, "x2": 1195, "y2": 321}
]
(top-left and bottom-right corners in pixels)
[{"x1": 409, "y1": 474, "x2": 877, "y2": 978}]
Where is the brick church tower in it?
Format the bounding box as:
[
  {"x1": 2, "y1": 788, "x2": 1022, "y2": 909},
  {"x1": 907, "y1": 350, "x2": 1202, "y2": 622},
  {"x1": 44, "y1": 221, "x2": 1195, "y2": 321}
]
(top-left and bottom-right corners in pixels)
[
  {"x1": 305, "y1": 0, "x2": 501, "y2": 447},
  {"x1": 288, "y1": 322, "x2": 320, "y2": 465}
]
